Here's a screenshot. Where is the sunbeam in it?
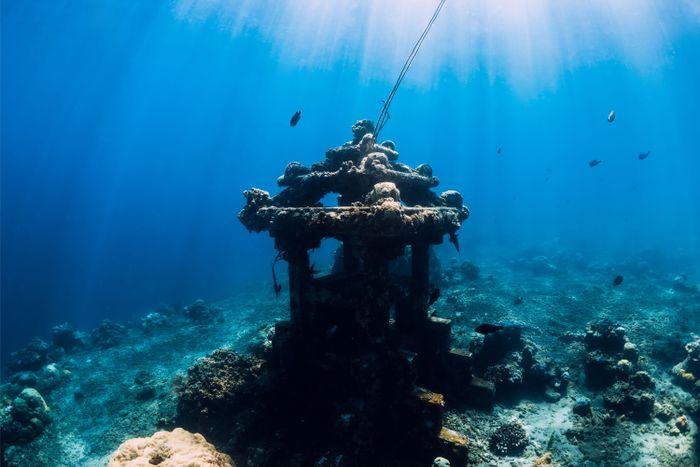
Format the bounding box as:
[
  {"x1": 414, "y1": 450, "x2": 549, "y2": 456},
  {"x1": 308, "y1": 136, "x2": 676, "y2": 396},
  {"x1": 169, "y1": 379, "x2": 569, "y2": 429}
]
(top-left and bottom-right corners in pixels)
[{"x1": 174, "y1": 0, "x2": 700, "y2": 93}]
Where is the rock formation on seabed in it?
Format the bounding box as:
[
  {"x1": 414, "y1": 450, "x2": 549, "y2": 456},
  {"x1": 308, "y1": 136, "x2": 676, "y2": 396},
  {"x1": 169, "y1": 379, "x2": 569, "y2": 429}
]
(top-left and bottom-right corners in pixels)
[
  {"x1": 108, "y1": 428, "x2": 234, "y2": 467},
  {"x1": 236, "y1": 120, "x2": 476, "y2": 465}
]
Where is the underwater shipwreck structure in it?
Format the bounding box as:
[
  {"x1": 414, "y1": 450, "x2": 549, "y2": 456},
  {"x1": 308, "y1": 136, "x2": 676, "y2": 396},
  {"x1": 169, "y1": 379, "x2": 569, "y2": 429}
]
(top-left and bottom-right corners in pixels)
[{"x1": 239, "y1": 120, "x2": 484, "y2": 464}]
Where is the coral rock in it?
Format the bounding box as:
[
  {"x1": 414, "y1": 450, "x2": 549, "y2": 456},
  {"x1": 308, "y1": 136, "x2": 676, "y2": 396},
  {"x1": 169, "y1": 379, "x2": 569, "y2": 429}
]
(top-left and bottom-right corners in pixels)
[
  {"x1": 8, "y1": 338, "x2": 50, "y2": 372},
  {"x1": 675, "y1": 415, "x2": 690, "y2": 434},
  {"x1": 622, "y1": 342, "x2": 639, "y2": 363},
  {"x1": 655, "y1": 402, "x2": 675, "y2": 421},
  {"x1": 602, "y1": 381, "x2": 655, "y2": 420},
  {"x1": 672, "y1": 339, "x2": 700, "y2": 391},
  {"x1": 91, "y1": 320, "x2": 127, "y2": 349},
  {"x1": 108, "y1": 428, "x2": 234, "y2": 467},
  {"x1": 432, "y1": 456, "x2": 451, "y2": 467},
  {"x1": 51, "y1": 323, "x2": 85, "y2": 351},
  {"x1": 533, "y1": 451, "x2": 553, "y2": 465},
  {"x1": 584, "y1": 319, "x2": 627, "y2": 353},
  {"x1": 184, "y1": 300, "x2": 221, "y2": 322},
  {"x1": 141, "y1": 312, "x2": 168, "y2": 333},
  {"x1": 0, "y1": 387, "x2": 51, "y2": 445},
  {"x1": 573, "y1": 397, "x2": 592, "y2": 417},
  {"x1": 489, "y1": 419, "x2": 529, "y2": 456},
  {"x1": 630, "y1": 371, "x2": 655, "y2": 390},
  {"x1": 174, "y1": 349, "x2": 263, "y2": 435}
]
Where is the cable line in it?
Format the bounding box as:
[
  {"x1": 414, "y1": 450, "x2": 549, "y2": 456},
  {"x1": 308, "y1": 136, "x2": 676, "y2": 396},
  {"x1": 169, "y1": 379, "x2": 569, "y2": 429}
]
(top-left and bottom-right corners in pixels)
[{"x1": 374, "y1": 0, "x2": 447, "y2": 141}]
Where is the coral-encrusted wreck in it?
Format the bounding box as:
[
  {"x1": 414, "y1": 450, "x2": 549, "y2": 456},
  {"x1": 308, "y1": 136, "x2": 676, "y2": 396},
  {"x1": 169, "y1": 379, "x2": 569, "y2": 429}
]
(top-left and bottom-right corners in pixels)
[{"x1": 239, "y1": 120, "x2": 475, "y2": 465}]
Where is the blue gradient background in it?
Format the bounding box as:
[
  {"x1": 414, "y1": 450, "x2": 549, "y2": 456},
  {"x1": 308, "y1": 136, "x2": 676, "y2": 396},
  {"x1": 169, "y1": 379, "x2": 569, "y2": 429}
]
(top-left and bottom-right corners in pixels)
[{"x1": 2, "y1": 1, "x2": 699, "y2": 357}]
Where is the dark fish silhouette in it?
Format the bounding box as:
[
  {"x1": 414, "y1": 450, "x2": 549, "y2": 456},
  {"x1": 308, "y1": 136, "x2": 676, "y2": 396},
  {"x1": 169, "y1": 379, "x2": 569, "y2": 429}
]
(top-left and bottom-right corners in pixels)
[
  {"x1": 638, "y1": 151, "x2": 651, "y2": 160},
  {"x1": 514, "y1": 296, "x2": 524, "y2": 305},
  {"x1": 475, "y1": 323, "x2": 505, "y2": 335},
  {"x1": 589, "y1": 160, "x2": 603, "y2": 168},
  {"x1": 612, "y1": 275, "x2": 624, "y2": 287},
  {"x1": 289, "y1": 110, "x2": 301, "y2": 127},
  {"x1": 608, "y1": 110, "x2": 616, "y2": 123},
  {"x1": 497, "y1": 147, "x2": 502, "y2": 155}
]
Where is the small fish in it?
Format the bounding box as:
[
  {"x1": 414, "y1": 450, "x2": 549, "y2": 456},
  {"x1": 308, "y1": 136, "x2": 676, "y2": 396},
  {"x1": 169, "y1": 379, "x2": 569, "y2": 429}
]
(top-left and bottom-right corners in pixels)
[
  {"x1": 638, "y1": 151, "x2": 651, "y2": 160},
  {"x1": 475, "y1": 323, "x2": 505, "y2": 335},
  {"x1": 589, "y1": 159, "x2": 603, "y2": 168},
  {"x1": 608, "y1": 110, "x2": 616, "y2": 123},
  {"x1": 428, "y1": 287, "x2": 441, "y2": 306},
  {"x1": 289, "y1": 110, "x2": 302, "y2": 127},
  {"x1": 514, "y1": 296, "x2": 524, "y2": 305},
  {"x1": 497, "y1": 147, "x2": 502, "y2": 155},
  {"x1": 612, "y1": 275, "x2": 624, "y2": 287}
]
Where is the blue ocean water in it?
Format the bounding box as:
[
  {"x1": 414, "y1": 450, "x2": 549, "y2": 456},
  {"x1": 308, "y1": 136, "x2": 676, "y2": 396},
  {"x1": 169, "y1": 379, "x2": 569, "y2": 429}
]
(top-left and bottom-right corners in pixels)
[{"x1": 2, "y1": 0, "x2": 699, "y2": 359}]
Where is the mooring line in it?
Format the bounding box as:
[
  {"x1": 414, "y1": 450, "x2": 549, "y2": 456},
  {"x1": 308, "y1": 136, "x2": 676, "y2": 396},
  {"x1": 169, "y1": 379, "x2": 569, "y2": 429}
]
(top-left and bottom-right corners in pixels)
[{"x1": 374, "y1": 0, "x2": 447, "y2": 141}]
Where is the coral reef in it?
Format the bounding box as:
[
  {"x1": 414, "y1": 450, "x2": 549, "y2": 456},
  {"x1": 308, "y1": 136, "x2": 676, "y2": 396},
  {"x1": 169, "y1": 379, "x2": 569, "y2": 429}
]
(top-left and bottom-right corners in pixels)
[
  {"x1": 141, "y1": 312, "x2": 169, "y2": 333},
  {"x1": 580, "y1": 319, "x2": 657, "y2": 419},
  {"x1": 468, "y1": 325, "x2": 568, "y2": 402},
  {"x1": 173, "y1": 349, "x2": 263, "y2": 437},
  {"x1": 672, "y1": 338, "x2": 700, "y2": 393},
  {"x1": 602, "y1": 380, "x2": 655, "y2": 419},
  {"x1": 584, "y1": 319, "x2": 645, "y2": 387},
  {"x1": 51, "y1": 323, "x2": 86, "y2": 352},
  {"x1": 91, "y1": 320, "x2": 127, "y2": 349},
  {"x1": 108, "y1": 428, "x2": 234, "y2": 467},
  {"x1": 0, "y1": 388, "x2": 51, "y2": 445},
  {"x1": 7, "y1": 338, "x2": 51, "y2": 372},
  {"x1": 184, "y1": 300, "x2": 221, "y2": 322},
  {"x1": 0, "y1": 250, "x2": 698, "y2": 466},
  {"x1": 488, "y1": 419, "x2": 529, "y2": 456},
  {"x1": 573, "y1": 397, "x2": 592, "y2": 417}
]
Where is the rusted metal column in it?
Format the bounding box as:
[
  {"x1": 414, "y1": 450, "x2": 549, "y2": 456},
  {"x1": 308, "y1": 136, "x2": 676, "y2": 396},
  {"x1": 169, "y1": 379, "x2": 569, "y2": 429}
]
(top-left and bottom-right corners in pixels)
[
  {"x1": 342, "y1": 239, "x2": 359, "y2": 274},
  {"x1": 287, "y1": 248, "x2": 311, "y2": 327},
  {"x1": 410, "y1": 242, "x2": 430, "y2": 326}
]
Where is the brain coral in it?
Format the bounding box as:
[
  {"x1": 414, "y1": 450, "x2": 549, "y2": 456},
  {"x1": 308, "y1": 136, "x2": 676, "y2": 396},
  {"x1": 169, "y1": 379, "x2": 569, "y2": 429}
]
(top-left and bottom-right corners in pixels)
[{"x1": 108, "y1": 428, "x2": 234, "y2": 467}]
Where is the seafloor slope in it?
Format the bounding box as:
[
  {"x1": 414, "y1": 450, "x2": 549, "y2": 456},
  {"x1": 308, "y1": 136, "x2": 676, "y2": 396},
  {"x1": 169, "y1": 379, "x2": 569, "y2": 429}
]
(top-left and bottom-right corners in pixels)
[{"x1": 1, "y1": 251, "x2": 698, "y2": 466}]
